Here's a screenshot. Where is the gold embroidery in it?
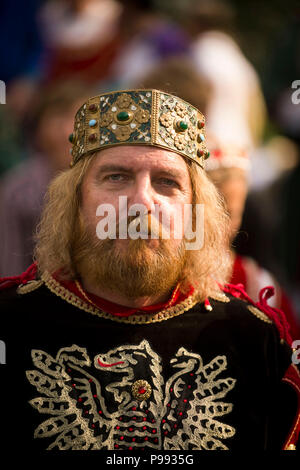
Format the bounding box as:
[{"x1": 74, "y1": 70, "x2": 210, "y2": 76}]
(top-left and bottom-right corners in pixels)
[
  {"x1": 26, "y1": 345, "x2": 100, "y2": 450},
  {"x1": 282, "y1": 365, "x2": 300, "y2": 450},
  {"x1": 247, "y1": 305, "x2": 273, "y2": 324},
  {"x1": 27, "y1": 340, "x2": 236, "y2": 450},
  {"x1": 285, "y1": 444, "x2": 296, "y2": 450},
  {"x1": 41, "y1": 271, "x2": 199, "y2": 325},
  {"x1": 210, "y1": 292, "x2": 230, "y2": 303},
  {"x1": 17, "y1": 279, "x2": 44, "y2": 295}
]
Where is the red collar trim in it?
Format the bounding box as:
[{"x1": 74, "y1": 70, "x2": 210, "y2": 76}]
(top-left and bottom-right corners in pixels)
[
  {"x1": 53, "y1": 274, "x2": 194, "y2": 318},
  {"x1": 230, "y1": 254, "x2": 247, "y2": 289}
]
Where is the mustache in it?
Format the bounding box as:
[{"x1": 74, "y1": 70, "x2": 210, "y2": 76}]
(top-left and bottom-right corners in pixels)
[
  {"x1": 99, "y1": 212, "x2": 170, "y2": 240},
  {"x1": 126, "y1": 213, "x2": 170, "y2": 239}
]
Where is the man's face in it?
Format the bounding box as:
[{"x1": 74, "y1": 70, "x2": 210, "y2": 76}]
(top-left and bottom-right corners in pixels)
[
  {"x1": 76, "y1": 145, "x2": 192, "y2": 298},
  {"x1": 81, "y1": 145, "x2": 192, "y2": 250}
]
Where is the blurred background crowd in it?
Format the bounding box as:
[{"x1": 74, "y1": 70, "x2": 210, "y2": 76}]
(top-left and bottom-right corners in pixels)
[{"x1": 0, "y1": 0, "x2": 299, "y2": 335}]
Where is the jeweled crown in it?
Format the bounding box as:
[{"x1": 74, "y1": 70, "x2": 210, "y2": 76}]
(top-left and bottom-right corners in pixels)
[{"x1": 69, "y1": 89, "x2": 210, "y2": 167}]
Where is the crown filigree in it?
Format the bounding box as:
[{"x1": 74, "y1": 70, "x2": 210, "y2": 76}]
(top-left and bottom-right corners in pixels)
[{"x1": 69, "y1": 89, "x2": 210, "y2": 167}]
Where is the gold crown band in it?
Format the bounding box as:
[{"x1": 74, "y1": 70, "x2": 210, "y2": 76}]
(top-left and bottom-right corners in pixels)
[{"x1": 69, "y1": 89, "x2": 210, "y2": 168}]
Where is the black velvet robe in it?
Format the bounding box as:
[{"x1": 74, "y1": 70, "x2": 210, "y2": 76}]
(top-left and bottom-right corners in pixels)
[{"x1": 0, "y1": 278, "x2": 298, "y2": 453}]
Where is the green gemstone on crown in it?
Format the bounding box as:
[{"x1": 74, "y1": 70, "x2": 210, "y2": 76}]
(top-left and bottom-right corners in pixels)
[
  {"x1": 179, "y1": 121, "x2": 188, "y2": 131},
  {"x1": 116, "y1": 111, "x2": 130, "y2": 122},
  {"x1": 68, "y1": 133, "x2": 74, "y2": 143}
]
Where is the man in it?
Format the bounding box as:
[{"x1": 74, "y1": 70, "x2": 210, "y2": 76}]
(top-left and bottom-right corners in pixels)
[{"x1": 0, "y1": 89, "x2": 299, "y2": 452}]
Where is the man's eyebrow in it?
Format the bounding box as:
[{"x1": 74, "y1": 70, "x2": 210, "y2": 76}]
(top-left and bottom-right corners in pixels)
[
  {"x1": 95, "y1": 164, "x2": 133, "y2": 175},
  {"x1": 95, "y1": 164, "x2": 184, "y2": 179},
  {"x1": 154, "y1": 169, "x2": 183, "y2": 179}
]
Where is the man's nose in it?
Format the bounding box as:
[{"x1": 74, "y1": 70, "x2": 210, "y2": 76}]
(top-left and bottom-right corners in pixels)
[{"x1": 129, "y1": 174, "x2": 156, "y2": 213}]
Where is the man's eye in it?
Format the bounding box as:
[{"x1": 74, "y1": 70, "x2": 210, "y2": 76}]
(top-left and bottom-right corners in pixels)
[
  {"x1": 158, "y1": 178, "x2": 179, "y2": 187},
  {"x1": 107, "y1": 174, "x2": 127, "y2": 181}
]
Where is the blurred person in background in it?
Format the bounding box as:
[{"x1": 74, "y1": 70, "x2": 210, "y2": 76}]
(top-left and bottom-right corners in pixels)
[
  {"x1": 235, "y1": 10, "x2": 300, "y2": 319},
  {"x1": 236, "y1": 88, "x2": 300, "y2": 322},
  {"x1": 141, "y1": 58, "x2": 300, "y2": 338},
  {"x1": 141, "y1": 57, "x2": 211, "y2": 116},
  {"x1": 206, "y1": 141, "x2": 300, "y2": 339},
  {"x1": 105, "y1": 0, "x2": 190, "y2": 88},
  {"x1": 0, "y1": 104, "x2": 25, "y2": 177},
  {"x1": 38, "y1": 0, "x2": 122, "y2": 84},
  {"x1": 156, "y1": 0, "x2": 266, "y2": 157},
  {"x1": 0, "y1": 81, "x2": 91, "y2": 277}
]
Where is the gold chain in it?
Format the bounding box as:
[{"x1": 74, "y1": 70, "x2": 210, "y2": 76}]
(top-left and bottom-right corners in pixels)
[
  {"x1": 75, "y1": 280, "x2": 180, "y2": 313},
  {"x1": 75, "y1": 280, "x2": 101, "y2": 311},
  {"x1": 41, "y1": 271, "x2": 199, "y2": 324}
]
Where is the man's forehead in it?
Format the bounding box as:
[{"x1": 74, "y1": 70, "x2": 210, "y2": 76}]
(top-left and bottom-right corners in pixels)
[{"x1": 92, "y1": 145, "x2": 189, "y2": 174}]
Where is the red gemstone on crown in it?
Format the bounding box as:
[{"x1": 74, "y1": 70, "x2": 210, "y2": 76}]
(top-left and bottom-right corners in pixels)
[
  {"x1": 88, "y1": 103, "x2": 98, "y2": 112},
  {"x1": 88, "y1": 133, "x2": 97, "y2": 143}
]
